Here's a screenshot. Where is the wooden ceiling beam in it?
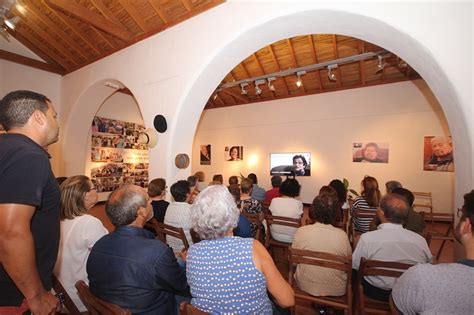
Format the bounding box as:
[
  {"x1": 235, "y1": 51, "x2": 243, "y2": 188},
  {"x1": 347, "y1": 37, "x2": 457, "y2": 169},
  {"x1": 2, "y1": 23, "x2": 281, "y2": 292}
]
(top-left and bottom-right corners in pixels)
[
  {"x1": 286, "y1": 38, "x2": 306, "y2": 93},
  {"x1": 43, "y1": 2, "x2": 102, "y2": 55},
  {"x1": 118, "y1": 0, "x2": 150, "y2": 33},
  {"x1": 0, "y1": 49, "x2": 65, "y2": 75},
  {"x1": 45, "y1": 0, "x2": 133, "y2": 41},
  {"x1": 13, "y1": 26, "x2": 71, "y2": 69},
  {"x1": 221, "y1": 89, "x2": 249, "y2": 104},
  {"x1": 90, "y1": 26, "x2": 115, "y2": 50},
  {"x1": 267, "y1": 45, "x2": 290, "y2": 96},
  {"x1": 92, "y1": 0, "x2": 133, "y2": 40},
  {"x1": 180, "y1": 0, "x2": 192, "y2": 12},
  {"x1": 307, "y1": 35, "x2": 323, "y2": 91},
  {"x1": 332, "y1": 35, "x2": 342, "y2": 88},
  {"x1": 358, "y1": 40, "x2": 366, "y2": 85},
  {"x1": 148, "y1": 0, "x2": 168, "y2": 23},
  {"x1": 215, "y1": 93, "x2": 225, "y2": 106},
  {"x1": 23, "y1": 0, "x2": 88, "y2": 61}
]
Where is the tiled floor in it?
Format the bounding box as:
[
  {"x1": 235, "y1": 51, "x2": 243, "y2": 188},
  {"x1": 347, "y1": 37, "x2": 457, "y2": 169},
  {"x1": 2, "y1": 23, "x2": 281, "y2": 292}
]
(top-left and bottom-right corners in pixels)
[{"x1": 89, "y1": 203, "x2": 455, "y2": 314}]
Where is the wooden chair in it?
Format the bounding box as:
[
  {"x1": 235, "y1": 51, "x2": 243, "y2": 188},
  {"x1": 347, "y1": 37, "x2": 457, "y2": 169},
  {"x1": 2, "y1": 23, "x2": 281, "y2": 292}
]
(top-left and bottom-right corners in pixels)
[
  {"x1": 145, "y1": 218, "x2": 190, "y2": 250},
  {"x1": 242, "y1": 211, "x2": 264, "y2": 242},
  {"x1": 190, "y1": 228, "x2": 202, "y2": 244},
  {"x1": 429, "y1": 212, "x2": 454, "y2": 260},
  {"x1": 75, "y1": 280, "x2": 131, "y2": 315},
  {"x1": 356, "y1": 258, "x2": 414, "y2": 315},
  {"x1": 264, "y1": 214, "x2": 301, "y2": 257},
  {"x1": 412, "y1": 192, "x2": 433, "y2": 224},
  {"x1": 179, "y1": 301, "x2": 209, "y2": 315},
  {"x1": 51, "y1": 274, "x2": 81, "y2": 315},
  {"x1": 349, "y1": 209, "x2": 377, "y2": 248},
  {"x1": 288, "y1": 247, "x2": 353, "y2": 315}
]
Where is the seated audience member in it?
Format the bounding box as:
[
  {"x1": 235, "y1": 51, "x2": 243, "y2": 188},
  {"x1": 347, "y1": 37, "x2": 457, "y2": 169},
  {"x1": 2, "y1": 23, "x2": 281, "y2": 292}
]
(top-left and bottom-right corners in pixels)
[
  {"x1": 187, "y1": 175, "x2": 199, "y2": 203},
  {"x1": 228, "y1": 175, "x2": 239, "y2": 187},
  {"x1": 164, "y1": 180, "x2": 193, "y2": 252},
  {"x1": 329, "y1": 179, "x2": 349, "y2": 223},
  {"x1": 212, "y1": 174, "x2": 223, "y2": 185},
  {"x1": 194, "y1": 171, "x2": 207, "y2": 191},
  {"x1": 265, "y1": 175, "x2": 282, "y2": 204},
  {"x1": 87, "y1": 184, "x2": 188, "y2": 315},
  {"x1": 391, "y1": 190, "x2": 474, "y2": 315},
  {"x1": 54, "y1": 176, "x2": 108, "y2": 312},
  {"x1": 392, "y1": 187, "x2": 425, "y2": 234},
  {"x1": 385, "y1": 180, "x2": 402, "y2": 194},
  {"x1": 292, "y1": 189, "x2": 351, "y2": 297},
  {"x1": 248, "y1": 173, "x2": 266, "y2": 201},
  {"x1": 186, "y1": 185, "x2": 294, "y2": 313},
  {"x1": 352, "y1": 193, "x2": 432, "y2": 302},
  {"x1": 228, "y1": 184, "x2": 253, "y2": 238},
  {"x1": 239, "y1": 178, "x2": 263, "y2": 238},
  {"x1": 351, "y1": 176, "x2": 381, "y2": 233},
  {"x1": 269, "y1": 178, "x2": 303, "y2": 243},
  {"x1": 148, "y1": 178, "x2": 169, "y2": 223}
]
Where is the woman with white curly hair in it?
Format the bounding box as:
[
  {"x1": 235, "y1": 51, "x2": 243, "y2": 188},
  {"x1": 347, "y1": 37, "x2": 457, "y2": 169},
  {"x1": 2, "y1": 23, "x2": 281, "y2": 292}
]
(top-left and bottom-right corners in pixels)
[{"x1": 186, "y1": 185, "x2": 294, "y2": 314}]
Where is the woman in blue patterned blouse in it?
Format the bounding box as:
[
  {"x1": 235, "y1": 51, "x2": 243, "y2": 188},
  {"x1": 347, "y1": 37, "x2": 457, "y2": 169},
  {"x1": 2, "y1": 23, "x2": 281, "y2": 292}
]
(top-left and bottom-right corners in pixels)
[{"x1": 186, "y1": 185, "x2": 294, "y2": 314}]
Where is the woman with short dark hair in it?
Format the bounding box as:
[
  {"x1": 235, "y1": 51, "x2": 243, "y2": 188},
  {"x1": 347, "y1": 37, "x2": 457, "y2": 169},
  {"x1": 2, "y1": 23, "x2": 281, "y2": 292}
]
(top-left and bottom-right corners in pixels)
[{"x1": 268, "y1": 178, "x2": 303, "y2": 242}]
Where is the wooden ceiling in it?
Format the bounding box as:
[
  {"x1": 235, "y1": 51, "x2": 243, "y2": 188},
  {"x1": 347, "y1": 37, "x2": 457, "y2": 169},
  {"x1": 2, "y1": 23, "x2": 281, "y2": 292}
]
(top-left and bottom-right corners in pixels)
[
  {"x1": 206, "y1": 34, "x2": 420, "y2": 109},
  {"x1": 0, "y1": 0, "x2": 224, "y2": 74},
  {"x1": 1, "y1": 1, "x2": 420, "y2": 109}
]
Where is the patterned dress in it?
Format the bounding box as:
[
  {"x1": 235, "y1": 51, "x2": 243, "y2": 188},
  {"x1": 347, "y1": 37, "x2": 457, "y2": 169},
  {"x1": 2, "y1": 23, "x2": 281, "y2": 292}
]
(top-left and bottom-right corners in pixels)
[
  {"x1": 239, "y1": 198, "x2": 262, "y2": 238},
  {"x1": 186, "y1": 237, "x2": 272, "y2": 314}
]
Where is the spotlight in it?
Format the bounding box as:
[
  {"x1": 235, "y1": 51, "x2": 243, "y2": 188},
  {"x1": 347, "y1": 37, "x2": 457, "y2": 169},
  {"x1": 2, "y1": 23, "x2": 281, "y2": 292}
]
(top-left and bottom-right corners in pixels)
[
  {"x1": 296, "y1": 71, "x2": 306, "y2": 87},
  {"x1": 213, "y1": 93, "x2": 218, "y2": 101},
  {"x1": 240, "y1": 83, "x2": 248, "y2": 95},
  {"x1": 4, "y1": 16, "x2": 20, "y2": 30},
  {"x1": 267, "y1": 77, "x2": 276, "y2": 91},
  {"x1": 327, "y1": 64, "x2": 338, "y2": 81},
  {"x1": 254, "y1": 79, "x2": 266, "y2": 95}
]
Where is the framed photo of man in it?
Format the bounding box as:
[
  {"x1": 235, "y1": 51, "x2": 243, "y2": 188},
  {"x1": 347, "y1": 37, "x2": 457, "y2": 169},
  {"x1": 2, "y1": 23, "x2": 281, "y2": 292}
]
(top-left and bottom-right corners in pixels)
[
  {"x1": 353, "y1": 142, "x2": 389, "y2": 163},
  {"x1": 200, "y1": 144, "x2": 211, "y2": 165},
  {"x1": 225, "y1": 146, "x2": 243, "y2": 161},
  {"x1": 423, "y1": 136, "x2": 454, "y2": 172}
]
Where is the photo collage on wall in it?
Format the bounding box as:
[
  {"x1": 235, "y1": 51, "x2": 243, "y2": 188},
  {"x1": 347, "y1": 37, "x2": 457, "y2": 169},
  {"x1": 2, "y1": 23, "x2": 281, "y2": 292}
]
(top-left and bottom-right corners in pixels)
[{"x1": 91, "y1": 116, "x2": 149, "y2": 192}]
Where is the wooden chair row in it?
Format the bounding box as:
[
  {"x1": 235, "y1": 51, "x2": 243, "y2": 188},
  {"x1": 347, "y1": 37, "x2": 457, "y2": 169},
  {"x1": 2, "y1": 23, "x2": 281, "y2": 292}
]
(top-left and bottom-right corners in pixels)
[{"x1": 288, "y1": 248, "x2": 414, "y2": 315}]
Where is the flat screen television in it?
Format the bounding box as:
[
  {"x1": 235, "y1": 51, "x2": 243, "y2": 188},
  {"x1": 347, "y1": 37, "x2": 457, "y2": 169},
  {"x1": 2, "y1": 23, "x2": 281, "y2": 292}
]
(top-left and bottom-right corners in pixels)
[{"x1": 270, "y1": 152, "x2": 311, "y2": 176}]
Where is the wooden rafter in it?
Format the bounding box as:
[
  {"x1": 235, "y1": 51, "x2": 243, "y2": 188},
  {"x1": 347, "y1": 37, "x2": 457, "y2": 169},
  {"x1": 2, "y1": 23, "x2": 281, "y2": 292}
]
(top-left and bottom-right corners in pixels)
[
  {"x1": 331, "y1": 35, "x2": 342, "y2": 88},
  {"x1": 221, "y1": 89, "x2": 249, "y2": 104},
  {"x1": 307, "y1": 35, "x2": 323, "y2": 91},
  {"x1": 45, "y1": 0, "x2": 132, "y2": 41},
  {"x1": 252, "y1": 53, "x2": 275, "y2": 99},
  {"x1": 267, "y1": 45, "x2": 290, "y2": 96},
  {"x1": 358, "y1": 40, "x2": 366, "y2": 85},
  {"x1": 0, "y1": 49, "x2": 65, "y2": 74},
  {"x1": 214, "y1": 93, "x2": 225, "y2": 106},
  {"x1": 23, "y1": 0, "x2": 88, "y2": 61},
  {"x1": 148, "y1": 0, "x2": 168, "y2": 23},
  {"x1": 43, "y1": 2, "x2": 102, "y2": 55},
  {"x1": 90, "y1": 26, "x2": 115, "y2": 51},
  {"x1": 286, "y1": 38, "x2": 305, "y2": 93},
  {"x1": 119, "y1": 0, "x2": 150, "y2": 33},
  {"x1": 180, "y1": 0, "x2": 192, "y2": 11},
  {"x1": 92, "y1": 0, "x2": 133, "y2": 40}
]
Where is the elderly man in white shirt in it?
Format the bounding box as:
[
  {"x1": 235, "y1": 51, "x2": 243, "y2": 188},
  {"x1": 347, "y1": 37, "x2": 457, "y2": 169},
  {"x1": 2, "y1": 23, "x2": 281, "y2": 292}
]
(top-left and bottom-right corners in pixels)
[{"x1": 352, "y1": 193, "x2": 432, "y2": 302}]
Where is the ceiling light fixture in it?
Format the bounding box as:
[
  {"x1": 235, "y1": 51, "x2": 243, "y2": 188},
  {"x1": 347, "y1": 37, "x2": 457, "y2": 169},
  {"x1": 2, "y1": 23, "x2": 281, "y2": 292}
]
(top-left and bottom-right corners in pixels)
[
  {"x1": 267, "y1": 77, "x2": 276, "y2": 91},
  {"x1": 327, "y1": 64, "x2": 338, "y2": 81},
  {"x1": 4, "y1": 15, "x2": 19, "y2": 29},
  {"x1": 376, "y1": 55, "x2": 387, "y2": 74},
  {"x1": 254, "y1": 79, "x2": 266, "y2": 95},
  {"x1": 296, "y1": 71, "x2": 306, "y2": 87},
  {"x1": 240, "y1": 83, "x2": 248, "y2": 95}
]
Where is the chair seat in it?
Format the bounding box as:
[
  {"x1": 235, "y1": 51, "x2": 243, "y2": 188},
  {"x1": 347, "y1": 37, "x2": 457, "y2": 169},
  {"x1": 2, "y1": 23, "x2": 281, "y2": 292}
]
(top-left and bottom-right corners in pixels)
[{"x1": 294, "y1": 288, "x2": 350, "y2": 309}]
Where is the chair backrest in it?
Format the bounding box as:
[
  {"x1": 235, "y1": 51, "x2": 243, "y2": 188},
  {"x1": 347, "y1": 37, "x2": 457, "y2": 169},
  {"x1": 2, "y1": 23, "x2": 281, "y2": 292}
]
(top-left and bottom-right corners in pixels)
[
  {"x1": 288, "y1": 247, "x2": 352, "y2": 313},
  {"x1": 264, "y1": 214, "x2": 301, "y2": 247},
  {"x1": 190, "y1": 228, "x2": 202, "y2": 244},
  {"x1": 52, "y1": 274, "x2": 81, "y2": 315},
  {"x1": 357, "y1": 258, "x2": 414, "y2": 314},
  {"x1": 349, "y1": 209, "x2": 377, "y2": 248},
  {"x1": 242, "y1": 211, "x2": 264, "y2": 240},
  {"x1": 179, "y1": 301, "x2": 209, "y2": 315},
  {"x1": 412, "y1": 192, "x2": 433, "y2": 217},
  {"x1": 145, "y1": 218, "x2": 190, "y2": 250},
  {"x1": 75, "y1": 280, "x2": 132, "y2": 315}
]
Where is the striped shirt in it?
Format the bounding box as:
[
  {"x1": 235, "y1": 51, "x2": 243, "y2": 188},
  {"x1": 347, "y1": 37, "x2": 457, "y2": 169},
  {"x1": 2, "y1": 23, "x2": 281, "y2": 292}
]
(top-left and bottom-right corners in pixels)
[{"x1": 351, "y1": 197, "x2": 377, "y2": 233}]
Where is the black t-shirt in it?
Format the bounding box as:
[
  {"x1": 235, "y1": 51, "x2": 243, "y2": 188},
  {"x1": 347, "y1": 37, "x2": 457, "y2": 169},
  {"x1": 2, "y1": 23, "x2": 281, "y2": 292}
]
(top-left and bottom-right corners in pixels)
[
  {"x1": 152, "y1": 200, "x2": 169, "y2": 223},
  {"x1": 0, "y1": 134, "x2": 60, "y2": 306}
]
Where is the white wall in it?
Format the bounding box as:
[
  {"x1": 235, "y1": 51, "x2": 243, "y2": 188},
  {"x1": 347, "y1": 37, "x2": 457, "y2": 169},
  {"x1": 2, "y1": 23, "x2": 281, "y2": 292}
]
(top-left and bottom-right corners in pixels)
[
  {"x1": 193, "y1": 80, "x2": 454, "y2": 212},
  {"x1": 0, "y1": 60, "x2": 62, "y2": 173}
]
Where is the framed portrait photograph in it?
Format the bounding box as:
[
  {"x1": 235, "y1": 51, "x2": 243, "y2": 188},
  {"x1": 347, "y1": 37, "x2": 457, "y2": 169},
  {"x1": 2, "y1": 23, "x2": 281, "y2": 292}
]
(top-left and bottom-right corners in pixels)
[
  {"x1": 423, "y1": 136, "x2": 454, "y2": 172},
  {"x1": 353, "y1": 142, "x2": 389, "y2": 163},
  {"x1": 225, "y1": 146, "x2": 243, "y2": 161},
  {"x1": 200, "y1": 144, "x2": 211, "y2": 165}
]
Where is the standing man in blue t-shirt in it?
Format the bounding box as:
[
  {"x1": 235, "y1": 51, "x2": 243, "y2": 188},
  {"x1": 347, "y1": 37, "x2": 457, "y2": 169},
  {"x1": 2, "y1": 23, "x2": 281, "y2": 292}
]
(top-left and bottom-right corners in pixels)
[{"x1": 0, "y1": 90, "x2": 61, "y2": 315}]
